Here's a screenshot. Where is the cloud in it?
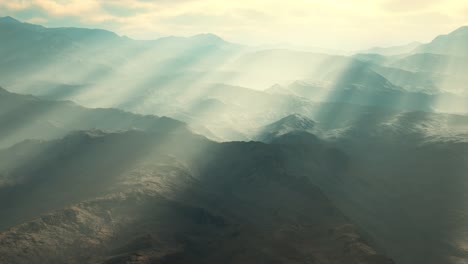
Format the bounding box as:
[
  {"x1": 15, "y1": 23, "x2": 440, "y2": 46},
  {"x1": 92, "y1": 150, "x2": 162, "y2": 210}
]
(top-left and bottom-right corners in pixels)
[
  {"x1": 100, "y1": 3, "x2": 144, "y2": 17},
  {"x1": 381, "y1": 0, "x2": 442, "y2": 12},
  {"x1": 0, "y1": 1, "x2": 31, "y2": 11},
  {"x1": 26, "y1": 16, "x2": 47, "y2": 23},
  {"x1": 32, "y1": 0, "x2": 99, "y2": 16}
]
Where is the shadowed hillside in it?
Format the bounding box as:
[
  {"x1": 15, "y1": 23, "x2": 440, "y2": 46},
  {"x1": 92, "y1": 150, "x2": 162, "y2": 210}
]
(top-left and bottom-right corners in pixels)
[{"x1": 0, "y1": 129, "x2": 393, "y2": 264}]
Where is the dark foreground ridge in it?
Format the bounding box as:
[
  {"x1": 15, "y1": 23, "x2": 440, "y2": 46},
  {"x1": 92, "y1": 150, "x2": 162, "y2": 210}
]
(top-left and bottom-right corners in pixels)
[{"x1": 0, "y1": 129, "x2": 393, "y2": 264}]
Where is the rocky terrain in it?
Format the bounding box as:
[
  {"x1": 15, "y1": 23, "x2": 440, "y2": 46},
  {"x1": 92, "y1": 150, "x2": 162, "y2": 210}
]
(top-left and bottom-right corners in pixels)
[{"x1": 0, "y1": 129, "x2": 393, "y2": 264}]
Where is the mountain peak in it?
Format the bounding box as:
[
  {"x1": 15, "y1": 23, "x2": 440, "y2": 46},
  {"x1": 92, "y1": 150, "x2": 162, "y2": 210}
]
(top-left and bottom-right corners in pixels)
[
  {"x1": 275, "y1": 114, "x2": 317, "y2": 128},
  {"x1": 190, "y1": 33, "x2": 225, "y2": 43},
  {"x1": 255, "y1": 114, "x2": 318, "y2": 142},
  {"x1": 0, "y1": 16, "x2": 21, "y2": 24}
]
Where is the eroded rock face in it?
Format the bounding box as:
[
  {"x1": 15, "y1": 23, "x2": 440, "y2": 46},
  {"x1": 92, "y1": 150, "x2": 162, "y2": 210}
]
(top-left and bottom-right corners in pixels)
[{"x1": 0, "y1": 131, "x2": 392, "y2": 264}]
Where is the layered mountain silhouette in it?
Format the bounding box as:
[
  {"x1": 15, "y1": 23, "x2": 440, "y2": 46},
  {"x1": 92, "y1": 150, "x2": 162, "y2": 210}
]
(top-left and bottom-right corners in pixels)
[
  {"x1": 354, "y1": 25, "x2": 468, "y2": 105},
  {"x1": 1, "y1": 17, "x2": 467, "y2": 137},
  {"x1": 0, "y1": 86, "x2": 188, "y2": 147}
]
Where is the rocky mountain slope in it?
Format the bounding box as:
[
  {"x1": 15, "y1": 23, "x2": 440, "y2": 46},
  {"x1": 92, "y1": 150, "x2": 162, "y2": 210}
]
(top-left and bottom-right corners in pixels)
[
  {"x1": 0, "y1": 129, "x2": 393, "y2": 264},
  {"x1": 255, "y1": 110, "x2": 468, "y2": 264}
]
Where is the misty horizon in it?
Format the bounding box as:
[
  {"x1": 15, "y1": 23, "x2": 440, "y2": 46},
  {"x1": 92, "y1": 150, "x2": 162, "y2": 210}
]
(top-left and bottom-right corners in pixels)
[
  {"x1": 1, "y1": 14, "x2": 460, "y2": 54},
  {"x1": 2, "y1": 0, "x2": 468, "y2": 50}
]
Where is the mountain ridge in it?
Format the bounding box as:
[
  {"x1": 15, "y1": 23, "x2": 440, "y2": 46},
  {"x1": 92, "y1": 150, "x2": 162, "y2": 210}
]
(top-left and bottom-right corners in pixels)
[
  {"x1": 414, "y1": 25, "x2": 468, "y2": 56},
  {"x1": 0, "y1": 128, "x2": 393, "y2": 264},
  {"x1": 0, "y1": 86, "x2": 190, "y2": 148},
  {"x1": 0, "y1": 16, "x2": 229, "y2": 45}
]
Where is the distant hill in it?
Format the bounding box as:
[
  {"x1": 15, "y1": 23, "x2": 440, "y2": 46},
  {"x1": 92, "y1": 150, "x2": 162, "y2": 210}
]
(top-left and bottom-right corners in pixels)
[
  {"x1": 0, "y1": 16, "x2": 240, "y2": 92},
  {"x1": 359, "y1": 41, "x2": 421, "y2": 56},
  {"x1": 414, "y1": 26, "x2": 468, "y2": 56},
  {"x1": 352, "y1": 28, "x2": 468, "y2": 102},
  {"x1": 0, "y1": 86, "x2": 187, "y2": 148}
]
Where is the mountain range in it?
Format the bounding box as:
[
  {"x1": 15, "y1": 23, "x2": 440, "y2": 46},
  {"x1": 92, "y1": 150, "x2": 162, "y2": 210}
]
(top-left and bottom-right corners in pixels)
[{"x1": 1, "y1": 16, "x2": 468, "y2": 264}]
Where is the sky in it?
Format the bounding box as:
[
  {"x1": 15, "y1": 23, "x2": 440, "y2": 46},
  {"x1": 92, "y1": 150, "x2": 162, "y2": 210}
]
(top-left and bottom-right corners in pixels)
[{"x1": 1, "y1": 0, "x2": 468, "y2": 51}]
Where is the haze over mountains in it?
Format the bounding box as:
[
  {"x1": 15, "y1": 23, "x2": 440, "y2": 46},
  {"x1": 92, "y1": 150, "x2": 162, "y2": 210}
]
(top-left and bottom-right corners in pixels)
[
  {"x1": 2, "y1": 16, "x2": 468, "y2": 142},
  {"x1": 0, "y1": 16, "x2": 468, "y2": 264}
]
